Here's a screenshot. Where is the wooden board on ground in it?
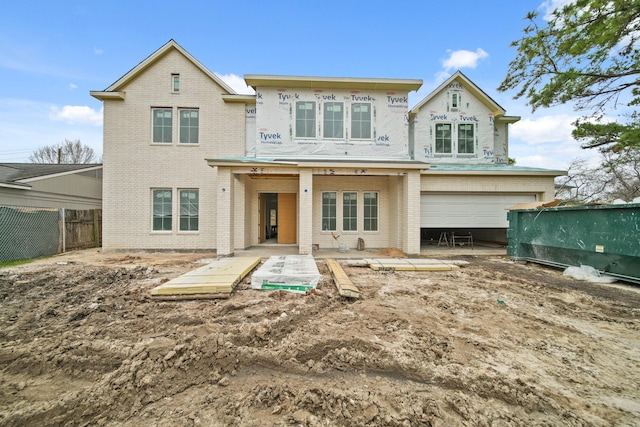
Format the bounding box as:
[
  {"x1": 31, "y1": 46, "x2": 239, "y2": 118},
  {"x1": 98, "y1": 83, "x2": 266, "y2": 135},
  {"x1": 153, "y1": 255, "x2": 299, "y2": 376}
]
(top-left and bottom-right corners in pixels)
[
  {"x1": 365, "y1": 258, "x2": 464, "y2": 271},
  {"x1": 326, "y1": 258, "x2": 360, "y2": 298},
  {"x1": 150, "y1": 257, "x2": 261, "y2": 299}
]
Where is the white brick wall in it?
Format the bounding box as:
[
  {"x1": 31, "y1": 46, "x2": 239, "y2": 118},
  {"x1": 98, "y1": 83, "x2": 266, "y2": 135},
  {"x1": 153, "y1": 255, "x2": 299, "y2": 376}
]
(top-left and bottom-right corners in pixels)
[{"x1": 102, "y1": 49, "x2": 244, "y2": 251}]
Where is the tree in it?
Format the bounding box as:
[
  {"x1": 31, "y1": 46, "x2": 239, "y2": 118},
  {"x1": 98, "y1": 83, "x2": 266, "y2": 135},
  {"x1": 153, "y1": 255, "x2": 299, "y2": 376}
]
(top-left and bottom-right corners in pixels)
[
  {"x1": 29, "y1": 139, "x2": 98, "y2": 164},
  {"x1": 556, "y1": 148, "x2": 640, "y2": 202},
  {"x1": 498, "y1": 0, "x2": 640, "y2": 152}
]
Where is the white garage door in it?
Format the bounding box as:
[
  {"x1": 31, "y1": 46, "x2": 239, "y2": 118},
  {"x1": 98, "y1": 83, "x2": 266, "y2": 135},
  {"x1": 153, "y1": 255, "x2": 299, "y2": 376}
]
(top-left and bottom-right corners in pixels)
[{"x1": 420, "y1": 194, "x2": 536, "y2": 228}]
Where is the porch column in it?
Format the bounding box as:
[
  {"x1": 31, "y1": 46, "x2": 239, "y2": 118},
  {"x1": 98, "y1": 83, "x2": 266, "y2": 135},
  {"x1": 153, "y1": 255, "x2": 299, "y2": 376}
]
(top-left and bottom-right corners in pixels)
[
  {"x1": 216, "y1": 167, "x2": 234, "y2": 256},
  {"x1": 298, "y1": 168, "x2": 313, "y2": 254},
  {"x1": 403, "y1": 170, "x2": 421, "y2": 257}
]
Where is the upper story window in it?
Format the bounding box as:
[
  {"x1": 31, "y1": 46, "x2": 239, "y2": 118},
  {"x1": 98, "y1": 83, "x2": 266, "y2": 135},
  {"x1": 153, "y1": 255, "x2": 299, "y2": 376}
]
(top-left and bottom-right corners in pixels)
[
  {"x1": 323, "y1": 102, "x2": 344, "y2": 139},
  {"x1": 435, "y1": 123, "x2": 452, "y2": 154},
  {"x1": 152, "y1": 108, "x2": 173, "y2": 143},
  {"x1": 172, "y1": 74, "x2": 180, "y2": 93},
  {"x1": 296, "y1": 101, "x2": 316, "y2": 138},
  {"x1": 351, "y1": 103, "x2": 372, "y2": 139},
  {"x1": 179, "y1": 108, "x2": 199, "y2": 144},
  {"x1": 458, "y1": 123, "x2": 474, "y2": 154}
]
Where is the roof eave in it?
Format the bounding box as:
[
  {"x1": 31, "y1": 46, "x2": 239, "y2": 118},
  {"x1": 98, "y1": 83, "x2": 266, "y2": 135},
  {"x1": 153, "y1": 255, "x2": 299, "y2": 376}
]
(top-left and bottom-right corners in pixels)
[
  {"x1": 244, "y1": 75, "x2": 423, "y2": 92},
  {"x1": 222, "y1": 94, "x2": 257, "y2": 104},
  {"x1": 90, "y1": 91, "x2": 125, "y2": 101}
]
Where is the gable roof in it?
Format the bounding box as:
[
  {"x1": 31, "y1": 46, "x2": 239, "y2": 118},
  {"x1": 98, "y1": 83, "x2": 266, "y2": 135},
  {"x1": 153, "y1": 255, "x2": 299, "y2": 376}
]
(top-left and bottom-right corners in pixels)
[
  {"x1": 90, "y1": 39, "x2": 235, "y2": 101},
  {"x1": 410, "y1": 71, "x2": 508, "y2": 118},
  {"x1": 0, "y1": 163, "x2": 102, "y2": 190}
]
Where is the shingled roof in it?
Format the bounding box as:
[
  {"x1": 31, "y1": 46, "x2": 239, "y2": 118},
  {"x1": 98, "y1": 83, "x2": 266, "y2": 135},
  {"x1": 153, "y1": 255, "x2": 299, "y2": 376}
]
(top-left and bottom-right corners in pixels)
[{"x1": 0, "y1": 163, "x2": 102, "y2": 189}]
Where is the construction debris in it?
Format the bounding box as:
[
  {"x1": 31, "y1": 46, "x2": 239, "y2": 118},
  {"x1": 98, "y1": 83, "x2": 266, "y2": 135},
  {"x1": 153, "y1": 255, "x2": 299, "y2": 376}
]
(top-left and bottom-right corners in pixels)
[{"x1": 365, "y1": 258, "x2": 468, "y2": 271}]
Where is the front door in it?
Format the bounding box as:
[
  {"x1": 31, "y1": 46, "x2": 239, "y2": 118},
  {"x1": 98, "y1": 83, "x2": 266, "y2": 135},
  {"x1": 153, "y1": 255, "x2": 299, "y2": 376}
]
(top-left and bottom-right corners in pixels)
[{"x1": 277, "y1": 193, "x2": 297, "y2": 244}]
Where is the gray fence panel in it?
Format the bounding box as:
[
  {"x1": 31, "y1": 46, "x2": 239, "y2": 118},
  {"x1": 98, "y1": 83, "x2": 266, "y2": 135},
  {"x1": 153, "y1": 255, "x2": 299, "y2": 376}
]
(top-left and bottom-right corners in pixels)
[{"x1": 0, "y1": 206, "x2": 60, "y2": 262}]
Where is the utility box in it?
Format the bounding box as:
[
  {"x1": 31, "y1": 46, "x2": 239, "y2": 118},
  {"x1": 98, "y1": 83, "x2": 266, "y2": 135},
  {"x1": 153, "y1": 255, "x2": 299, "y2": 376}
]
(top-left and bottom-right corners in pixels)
[{"x1": 507, "y1": 203, "x2": 640, "y2": 284}]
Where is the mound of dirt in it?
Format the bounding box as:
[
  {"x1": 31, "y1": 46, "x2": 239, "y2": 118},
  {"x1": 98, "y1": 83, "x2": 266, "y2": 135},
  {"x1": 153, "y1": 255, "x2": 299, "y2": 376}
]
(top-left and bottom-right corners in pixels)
[{"x1": 1, "y1": 251, "x2": 639, "y2": 426}]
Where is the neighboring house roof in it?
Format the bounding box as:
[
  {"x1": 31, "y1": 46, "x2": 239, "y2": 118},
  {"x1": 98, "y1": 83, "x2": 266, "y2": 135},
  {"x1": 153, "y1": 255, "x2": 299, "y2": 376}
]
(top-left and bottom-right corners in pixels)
[
  {"x1": 245, "y1": 75, "x2": 423, "y2": 92},
  {"x1": 0, "y1": 163, "x2": 103, "y2": 190},
  {"x1": 90, "y1": 39, "x2": 236, "y2": 101},
  {"x1": 409, "y1": 71, "x2": 516, "y2": 120}
]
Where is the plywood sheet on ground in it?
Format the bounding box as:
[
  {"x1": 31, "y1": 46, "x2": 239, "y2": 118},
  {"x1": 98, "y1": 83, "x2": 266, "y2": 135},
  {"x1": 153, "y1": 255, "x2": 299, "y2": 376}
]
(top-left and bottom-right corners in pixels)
[{"x1": 151, "y1": 257, "x2": 261, "y2": 298}]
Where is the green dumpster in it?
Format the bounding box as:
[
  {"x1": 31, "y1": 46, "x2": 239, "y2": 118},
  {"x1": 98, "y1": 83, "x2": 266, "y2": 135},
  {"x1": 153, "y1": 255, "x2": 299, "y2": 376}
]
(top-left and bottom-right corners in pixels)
[{"x1": 507, "y1": 203, "x2": 640, "y2": 284}]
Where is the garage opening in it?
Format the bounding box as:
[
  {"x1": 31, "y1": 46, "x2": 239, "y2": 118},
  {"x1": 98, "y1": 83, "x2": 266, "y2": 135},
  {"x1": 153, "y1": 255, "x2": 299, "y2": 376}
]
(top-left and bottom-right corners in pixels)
[{"x1": 420, "y1": 194, "x2": 536, "y2": 245}]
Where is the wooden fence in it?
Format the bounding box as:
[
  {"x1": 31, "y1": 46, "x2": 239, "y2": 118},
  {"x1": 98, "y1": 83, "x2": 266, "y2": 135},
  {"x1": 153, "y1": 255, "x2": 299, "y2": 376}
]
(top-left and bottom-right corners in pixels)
[{"x1": 62, "y1": 209, "x2": 102, "y2": 251}]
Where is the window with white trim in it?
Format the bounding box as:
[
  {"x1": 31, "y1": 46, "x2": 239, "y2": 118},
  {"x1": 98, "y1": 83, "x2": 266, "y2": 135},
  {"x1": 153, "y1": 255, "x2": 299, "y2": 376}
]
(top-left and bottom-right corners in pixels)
[
  {"x1": 364, "y1": 192, "x2": 378, "y2": 231},
  {"x1": 179, "y1": 189, "x2": 199, "y2": 231},
  {"x1": 323, "y1": 102, "x2": 344, "y2": 138},
  {"x1": 342, "y1": 192, "x2": 357, "y2": 231},
  {"x1": 152, "y1": 108, "x2": 172, "y2": 143},
  {"x1": 172, "y1": 74, "x2": 180, "y2": 93},
  {"x1": 351, "y1": 103, "x2": 372, "y2": 139},
  {"x1": 179, "y1": 108, "x2": 199, "y2": 144},
  {"x1": 295, "y1": 101, "x2": 316, "y2": 138},
  {"x1": 322, "y1": 191, "x2": 336, "y2": 231},
  {"x1": 152, "y1": 189, "x2": 172, "y2": 231},
  {"x1": 458, "y1": 123, "x2": 474, "y2": 154},
  {"x1": 435, "y1": 123, "x2": 452, "y2": 154}
]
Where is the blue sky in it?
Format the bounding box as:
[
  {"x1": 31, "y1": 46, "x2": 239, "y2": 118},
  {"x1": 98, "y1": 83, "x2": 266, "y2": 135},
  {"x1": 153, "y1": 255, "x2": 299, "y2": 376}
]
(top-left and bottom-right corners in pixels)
[{"x1": 0, "y1": 0, "x2": 600, "y2": 169}]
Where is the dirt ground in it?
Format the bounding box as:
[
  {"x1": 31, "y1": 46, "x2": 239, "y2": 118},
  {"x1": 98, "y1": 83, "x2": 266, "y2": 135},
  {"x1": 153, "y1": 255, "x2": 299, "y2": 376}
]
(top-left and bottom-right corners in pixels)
[{"x1": 1, "y1": 249, "x2": 639, "y2": 426}]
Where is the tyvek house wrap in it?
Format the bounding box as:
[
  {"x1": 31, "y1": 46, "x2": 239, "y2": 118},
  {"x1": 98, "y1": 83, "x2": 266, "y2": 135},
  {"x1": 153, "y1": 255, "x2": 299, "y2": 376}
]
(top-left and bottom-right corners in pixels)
[{"x1": 252, "y1": 87, "x2": 411, "y2": 159}]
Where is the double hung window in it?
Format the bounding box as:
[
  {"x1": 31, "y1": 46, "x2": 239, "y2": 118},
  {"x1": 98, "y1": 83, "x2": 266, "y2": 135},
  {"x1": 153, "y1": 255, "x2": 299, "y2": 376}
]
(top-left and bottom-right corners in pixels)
[
  {"x1": 152, "y1": 189, "x2": 172, "y2": 231},
  {"x1": 179, "y1": 109, "x2": 199, "y2": 144},
  {"x1": 351, "y1": 103, "x2": 372, "y2": 139},
  {"x1": 458, "y1": 123, "x2": 474, "y2": 154},
  {"x1": 323, "y1": 102, "x2": 344, "y2": 138},
  {"x1": 179, "y1": 189, "x2": 199, "y2": 231},
  {"x1": 364, "y1": 192, "x2": 378, "y2": 231},
  {"x1": 435, "y1": 123, "x2": 452, "y2": 154},
  {"x1": 152, "y1": 108, "x2": 173, "y2": 143},
  {"x1": 322, "y1": 192, "x2": 337, "y2": 231},
  {"x1": 342, "y1": 192, "x2": 357, "y2": 231},
  {"x1": 296, "y1": 101, "x2": 316, "y2": 138}
]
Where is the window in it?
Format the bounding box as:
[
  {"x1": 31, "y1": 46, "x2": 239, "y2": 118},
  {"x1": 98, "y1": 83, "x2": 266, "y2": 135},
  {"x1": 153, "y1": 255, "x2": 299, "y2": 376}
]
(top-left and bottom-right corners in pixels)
[
  {"x1": 351, "y1": 103, "x2": 371, "y2": 139},
  {"x1": 172, "y1": 74, "x2": 180, "y2": 93},
  {"x1": 364, "y1": 192, "x2": 378, "y2": 231},
  {"x1": 322, "y1": 192, "x2": 336, "y2": 231},
  {"x1": 343, "y1": 192, "x2": 357, "y2": 231},
  {"x1": 295, "y1": 101, "x2": 316, "y2": 138},
  {"x1": 451, "y1": 92, "x2": 459, "y2": 111},
  {"x1": 152, "y1": 108, "x2": 172, "y2": 143},
  {"x1": 179, "y1": 189, "x2": 199, "y2": 231},
  {"x1": 458, "y1": 123, "x2": 474, "y2": 154},
  {"x1": 323, "y1": 102, "x2": 344, "y2": 138},
  {"x1": 152, "y1": 189, "x2": 172, "y2": 231},
  {"x1": 179, "y1": 109, "x2": 199, "y2": 144},
  {"x1": 435, "y1": 123, "x2": 452, "y2": 154}
]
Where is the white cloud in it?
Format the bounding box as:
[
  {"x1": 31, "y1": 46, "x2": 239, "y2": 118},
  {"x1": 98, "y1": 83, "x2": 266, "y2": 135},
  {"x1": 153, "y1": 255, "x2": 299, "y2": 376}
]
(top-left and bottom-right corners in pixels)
[
  {"x1": 94, "y1": 47, "x2": 104, "y2": 55},
  {"x1": 50, "y1": 105, "x2": 103, "y2": 125},
  {"x1": 441, "y1": 48, "x2": 489, "y2": 72},
  {"x1": 511, "y1": 114, "x2": 578, "y2": 145},
  {"x1": 216, "y1": 73, "x2": 255, "y2": 95},
  {"x1": 69, "y1": 83, "x2": 78, "y2": 90},
  {"x1": 540, "y1": 0, "x2": 574, "y2": 20}
]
